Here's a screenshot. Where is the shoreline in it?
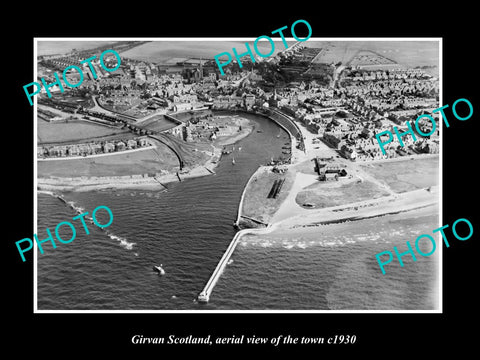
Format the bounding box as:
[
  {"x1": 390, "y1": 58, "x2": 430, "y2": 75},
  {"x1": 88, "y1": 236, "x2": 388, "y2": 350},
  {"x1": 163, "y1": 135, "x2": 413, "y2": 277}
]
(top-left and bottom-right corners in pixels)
[
  {"x1": 270, "y1": 186, "x2": 439, "y2": 231},
  {"x1": 37, "y1": 117, "x2": 253, "y2": 192},
  {"x1": 36, "y1": 109, "x2": 287, "y2": 192},
  {"x1": 37, "y1": 146, "x2": 222, "y2": 192}
]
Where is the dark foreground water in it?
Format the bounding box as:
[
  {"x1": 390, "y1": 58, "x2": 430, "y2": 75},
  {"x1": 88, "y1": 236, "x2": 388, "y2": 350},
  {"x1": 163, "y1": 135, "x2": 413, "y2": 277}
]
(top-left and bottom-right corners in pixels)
[{"x1": 37, "y1": 113, "x2": 439, "y2": 310}]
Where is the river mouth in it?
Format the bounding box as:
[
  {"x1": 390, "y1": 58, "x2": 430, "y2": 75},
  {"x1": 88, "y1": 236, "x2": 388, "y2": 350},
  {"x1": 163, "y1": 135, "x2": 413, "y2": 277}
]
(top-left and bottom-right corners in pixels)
[
  {"x1": 36, "y1": 110, "x2": 439, "y2": 311},
  {"x1": 36, "y1": 112, "x2": 289, "y2": 310}
]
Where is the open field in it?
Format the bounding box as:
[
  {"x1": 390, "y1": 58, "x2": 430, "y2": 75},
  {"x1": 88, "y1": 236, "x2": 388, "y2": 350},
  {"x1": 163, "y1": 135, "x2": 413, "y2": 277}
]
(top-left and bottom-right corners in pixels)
[
  {"x1": 38, "y1": 145, "x2": 179, "y2": 178},
  {"x1": 241, "y1": 167, "x2": 296, "y2": 224},
  {"x1": 291, "y1": 158, "x2": 322, "y2": 175},
  {"x1": 358, "y1": 157, "x2": 439, "y2": 193},
  {"x1": 306, "y1": 41, "x2": 439, "y2": 74},
  {"x1": 39, "y1": 94, "x2": 95, "y2": 109},
  {"x1": 296, "y1": 177, "x2": 391, "y2": 209},
  {"x1": 38, "y1": 119, "x2": 129, "y2": 144}
]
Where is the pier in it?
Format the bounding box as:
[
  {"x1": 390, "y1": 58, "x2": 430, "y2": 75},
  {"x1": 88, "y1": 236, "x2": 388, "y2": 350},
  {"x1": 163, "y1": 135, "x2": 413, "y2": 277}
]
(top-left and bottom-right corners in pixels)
[
  {"x1": 197, "y1": 229, "x2": 246, "y2": 303},
  {"x1": 197, "y1": 226, "x2": 272, "y2": 303}
]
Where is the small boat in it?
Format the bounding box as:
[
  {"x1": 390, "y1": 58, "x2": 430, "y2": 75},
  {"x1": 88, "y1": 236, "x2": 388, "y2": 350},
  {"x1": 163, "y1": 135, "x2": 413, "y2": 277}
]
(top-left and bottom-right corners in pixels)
[
  {"x1": 153, "y1": 264, "x2": 165, "y2": 276},
  {"x1": 232, "y1": 156, "x2": 235, "y2": 165}
]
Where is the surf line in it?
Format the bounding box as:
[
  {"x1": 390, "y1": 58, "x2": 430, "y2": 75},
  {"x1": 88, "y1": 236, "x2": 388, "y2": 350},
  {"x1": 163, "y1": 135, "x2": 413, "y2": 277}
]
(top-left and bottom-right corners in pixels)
[
  {"x1": 63, "y1": 196, "x2": 136, "y2": 250},
  {"x1": 375, "y1": 217, "x2": 474, "y2": 274},
  {"x1": 41, "y1": 191, "x2": 135, "y2": 250},
  {"x1": 16, "y1": 203, "x2": 114, "y2": 262}
]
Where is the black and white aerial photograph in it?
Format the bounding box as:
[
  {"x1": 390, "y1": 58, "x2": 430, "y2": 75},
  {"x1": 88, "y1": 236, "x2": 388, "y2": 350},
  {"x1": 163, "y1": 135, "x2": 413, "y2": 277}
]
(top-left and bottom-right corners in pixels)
[
  {"x1": 34, "y1": 38, "x2": 441, "y2": 311},
  {"x1": 6, "y1": 8, "x2": 478, "y2": 357}
]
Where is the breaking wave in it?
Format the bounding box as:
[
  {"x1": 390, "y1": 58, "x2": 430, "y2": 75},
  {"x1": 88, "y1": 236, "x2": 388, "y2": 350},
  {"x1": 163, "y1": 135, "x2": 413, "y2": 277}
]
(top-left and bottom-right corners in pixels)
[
  {"x1": 67, "y1": 201, "x2": 86, "y2": 215},
  {"x1": 238, "y1": 231, "x2": 401, "y2": 249},
  {"x1": 105, "y1": 231, "x2": 136, "y2": 250},
  {"x1": 55, "y1": 195, "x2": 136, "y2": 251}
]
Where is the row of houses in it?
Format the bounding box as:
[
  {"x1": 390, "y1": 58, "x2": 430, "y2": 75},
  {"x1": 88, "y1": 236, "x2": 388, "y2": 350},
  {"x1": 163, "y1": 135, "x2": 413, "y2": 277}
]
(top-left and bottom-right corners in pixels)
[
  {"x1": 38, "y1": 137, "x2": 151, "y2": 158},
  {"x1": 346, "y1": 68, "x2": 431, "y2": 82},
  {"x1": 342, "y1": 78, "x2": 437, "y2": 97},
  {"x1": 338, "y1": 134, "x2": 439, "y2": 162}
]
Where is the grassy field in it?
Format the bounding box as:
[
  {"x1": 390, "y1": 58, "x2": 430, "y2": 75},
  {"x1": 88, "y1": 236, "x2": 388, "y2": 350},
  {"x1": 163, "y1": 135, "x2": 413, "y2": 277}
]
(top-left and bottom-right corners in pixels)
[
  {"x1": 306, "y1": 41, "x2": 439, "y2": 72},
  {"x1": 358, "y1": 157, "x2": 439, "y2": 193},
  {"x1": 38, "y1": 119, "x2": 128, "y2": 144},
  {"x1": 241, "y1": 167, "x2": 296, "y2": 224},
  {"x1": 291, "y1": 158, "x2": 320, "y2": 175},
  {"x1": 38, "y1": 145, "x2": 179, "y2": 178},
  {"x1": 295, "y1": 178, "x2": 390, "y2": 209}
]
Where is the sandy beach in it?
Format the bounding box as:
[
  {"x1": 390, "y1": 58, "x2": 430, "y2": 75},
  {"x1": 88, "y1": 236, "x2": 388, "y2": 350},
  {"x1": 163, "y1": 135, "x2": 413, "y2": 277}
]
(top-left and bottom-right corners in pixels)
[
  {"x1": 213, "y1": 116, "x2": 253, "y2": 146},
  {"x1": 37, "y1": 147, "x2": 221, "y2": 192},
  {"x1": 271, "y1": 186, "x2": 439, "y2": 230}
]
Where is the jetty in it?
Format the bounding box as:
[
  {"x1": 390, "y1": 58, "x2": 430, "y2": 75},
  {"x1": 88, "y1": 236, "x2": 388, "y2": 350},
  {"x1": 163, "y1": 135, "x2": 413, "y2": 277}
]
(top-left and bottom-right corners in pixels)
[
  {"x1": 197, "y1": 226, "x2": 273, "y2": 303},
  {"x1": 198, "y1": 229, "x2": 249, "y2": 303}
]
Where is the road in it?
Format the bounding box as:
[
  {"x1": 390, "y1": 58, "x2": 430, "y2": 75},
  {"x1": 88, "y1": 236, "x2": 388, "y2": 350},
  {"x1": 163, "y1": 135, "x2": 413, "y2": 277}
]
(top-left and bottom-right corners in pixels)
[{"x1": 90, "y1": 96, "x2": 137, "y2": 121}]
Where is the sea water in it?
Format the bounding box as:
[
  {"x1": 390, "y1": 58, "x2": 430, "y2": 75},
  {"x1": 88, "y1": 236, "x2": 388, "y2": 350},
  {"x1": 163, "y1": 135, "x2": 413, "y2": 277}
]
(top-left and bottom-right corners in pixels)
[{"x1": 37, "y1": 113, "x2": 439, "y2": 310}]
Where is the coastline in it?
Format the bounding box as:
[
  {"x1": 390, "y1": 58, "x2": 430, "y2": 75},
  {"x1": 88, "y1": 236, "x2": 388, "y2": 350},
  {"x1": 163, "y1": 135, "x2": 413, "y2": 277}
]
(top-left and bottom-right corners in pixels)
[
  {"x1": 38, "y1": 146, "x2": 222, "y2": 192},
  {"x1": 272, "y1": 187, "x2": 439, "y2": 230},
  {"x1": 37, "y1": 119, "x2": 253, "y2": 192}
]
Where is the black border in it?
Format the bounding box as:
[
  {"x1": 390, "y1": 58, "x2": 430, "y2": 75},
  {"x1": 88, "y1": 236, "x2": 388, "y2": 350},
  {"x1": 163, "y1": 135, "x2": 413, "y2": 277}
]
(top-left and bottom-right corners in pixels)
[{"x1": 6, "y1": 6, "x2": 478, "y2": 355}]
